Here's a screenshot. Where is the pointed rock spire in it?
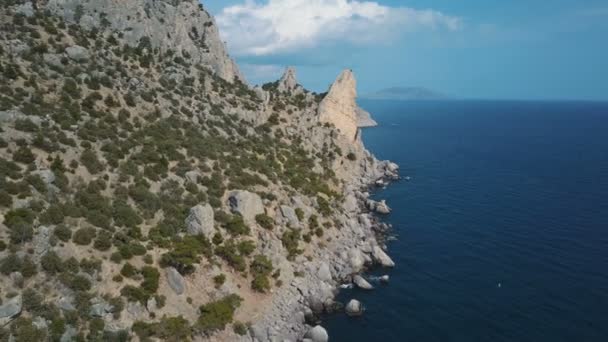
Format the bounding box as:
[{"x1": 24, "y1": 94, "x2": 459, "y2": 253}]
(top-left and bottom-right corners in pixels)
[
  {"x1": 277, "y1": 67, "x2": 299, "y2": 93},
  {"x1": 318, "y1": 69, "x2": 360, "y2": 141}
]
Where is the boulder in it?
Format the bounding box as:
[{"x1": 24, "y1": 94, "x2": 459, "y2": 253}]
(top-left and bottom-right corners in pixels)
[
  {"x1": 0, "y1": 295, "x2": 22, "y2": 325},
  {"x1": 380, "y1": 275, "x2": 390, "y2": 283},
  {"x1": 89, "y1": 301, "x2": 113, "y2": 317},
  {"x1": 43, "y1": 53, "x2": 64, "y2": 68},
  {"x1": 317, "y1": 262, "x2": 332, "y2": 282},
  {"x1": 348, "y1": 248, "x2": 365, "y2": 271},
  {"x1": 228, "y1": 190, "x2": 264, "y2": 224},
  {"x1": 343, "y1": 193, "x2": 358, "y2": 213},
  {"x1": 185, "y1": 204, "x2": 214, "y2": 238},
  {"x1": 60, "y1": 325, "x2": 78, "y2": 342},
  {"x1": 375, "y1": 200, "x2": 391, "y2": 214},
  {"x1": 65, "y1": 45, "x2": 90, "y2": 62},
  {"x1": 33, "y1": 226, "x2": 52, "y2": 261},
  {"x1": 345, "y1": 299, "x2": 363, "y2": 316},
  {"x1": 184, "y1": 171, "x2": 201, "y2": 184},
  {"x1": 165, "y1": 267, "x2": 185, "y2": 295},
  {"x1": 280, "y1": 205, "x2": 299, "y2": 226},
  {"x1": 373, "y1": 246, "x2": 395, "y2": 267},
  {"x1": 305, "y1": 325, "x2": 329, "y2": 342},
  {"x1": 353, "y1": 275, "x2": 373, "y2": 290}
]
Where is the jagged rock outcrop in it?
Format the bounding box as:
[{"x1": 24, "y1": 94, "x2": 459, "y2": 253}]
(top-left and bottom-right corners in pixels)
[
  {"x1": 353, "y1": 275, "x2": 374, "y2": 290},
  {"x1": 318, "y1": 70, "x2": 360, "y2": 141},
  {"x1": 44, "y1": 0, "x2": 244, "y2": 82},
  {"x1": 185, "y1": 204, "x2": 214, "y2": 238},
  {"x1": 356, "y1": 106, "x2": 378, "y2": 127},
  {"x1": 277, "y1": 67, "x2": 301, "y2": 93},
  {"x1": 228, "y1": 190, "x2": 264, "y2": 224}
]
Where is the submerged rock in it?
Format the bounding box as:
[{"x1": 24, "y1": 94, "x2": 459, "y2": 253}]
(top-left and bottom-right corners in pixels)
[{"x1": 345, "y1": 299, "x2": 363, "y2": 316}]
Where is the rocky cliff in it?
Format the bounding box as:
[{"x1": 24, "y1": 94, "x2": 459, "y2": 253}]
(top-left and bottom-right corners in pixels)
[
  {"x1": 0, "y1": 2, "x2": 394, "y2": 341},
  {"x1": 43, "y1": 0, "x2": 244, "y2": 83},
  {"x1": 356, "y1": 107, "x2": 378, "y2": 127},
  {"x1": 318, "y1": 70, "x2": 360, "y2": 142}
]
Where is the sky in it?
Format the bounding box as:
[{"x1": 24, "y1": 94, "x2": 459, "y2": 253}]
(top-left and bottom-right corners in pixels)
[{"x1": 204, "y1": 0, "x2": 608, "y2": 100}]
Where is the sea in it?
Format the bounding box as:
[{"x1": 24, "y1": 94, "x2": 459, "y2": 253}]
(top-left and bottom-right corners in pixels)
[{"x1": 324, "y1": 100, "x2": 608, "y2": 342}]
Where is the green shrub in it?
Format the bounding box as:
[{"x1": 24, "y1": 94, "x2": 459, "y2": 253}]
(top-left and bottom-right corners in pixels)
[
  {"x1": 93, "y1": 230, "x2": 112, "y2": 251},
  {"x1": 196, "y1": 294, "x2": 242, "y2": 334},
  {"x1": 41, "y1": 251, "x2": 64, "y2": 275},
  {"x1": 80, "y1": 149, "x2": 105, "y2": 174},
  {"x1": 213, "y1": 274, "x2": 226, "y2": 288},
  {"x1": 14, "y1": 118, "x2": 38, "y2": 132},
  {"x1": 346, "y1": 152, "x2": 357, "y2": 161},
  {"x1": 223, "y1": 215, "x2": 250, "y2": 236},
  {"x1": 54, "y1": 224, "x2": 72, "y2": 242},
  {"x1": 120, "y1": 263, "x2": 137, "y2": 278},
  {"x1": 250, "y1": 255, "x2": 273, "y2": 293},
  {"x1": 255, "y1": 213, "x2": 274, "y2": 230},
  {"x1": 160, "y1": 235, "x2": 211, "y2": 275},
  {"x1": 12, "y1": 146, "x2": 36, "y2": 164},
  {"x1": 72, "y1": 227, "x2": 96, "y2": 245},
  {"x1": 295, "y1": 208, "x2": 304, "y2": 221},
  {"x1": 281, "y1": 229, "x2": 302, "y2": 260},
  {"x1": 233, "y1": 321, "x2": 248, "y2": 336},
  {"x1": 0, "y1": 190, "x2": 12, "y2": 207}
]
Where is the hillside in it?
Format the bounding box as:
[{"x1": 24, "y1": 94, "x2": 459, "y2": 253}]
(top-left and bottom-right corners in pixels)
[{"x1": 0, "y1": 1, "x2": 396, "y2": 341}]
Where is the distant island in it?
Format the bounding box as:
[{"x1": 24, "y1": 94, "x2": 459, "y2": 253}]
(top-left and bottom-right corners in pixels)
[{"x1": 361, "y1": 87, "x2": 448, "y2": 101}]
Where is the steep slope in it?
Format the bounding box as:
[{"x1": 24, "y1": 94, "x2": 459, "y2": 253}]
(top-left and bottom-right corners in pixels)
[{"x1": 0, "y1": 1, "x2": 396, "y2": 341}]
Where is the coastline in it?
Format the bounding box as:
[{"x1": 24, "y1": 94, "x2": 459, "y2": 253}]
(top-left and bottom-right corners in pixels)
[{"x1": 246, "y1": 153, "x2": 399, "y2": 342}]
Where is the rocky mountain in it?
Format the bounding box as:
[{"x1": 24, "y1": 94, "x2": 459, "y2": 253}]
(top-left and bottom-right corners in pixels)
[
  {"x1": 356, "y1": 107, "x2": 378, "y2": 128},
  {"x1": 0, "y1": 1, "x2": 396, "y2": 341},
  {"x1": 361, "y1": 86, "x2": 448, "y2": 101}
]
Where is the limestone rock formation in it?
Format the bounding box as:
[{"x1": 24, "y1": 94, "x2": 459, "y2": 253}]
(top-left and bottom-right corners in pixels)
[
  {"x1": 356, "y1": 106, "x2": 378, "y2": 127},
  {"x1": 353, "y1": 275, "x2": 374, "y2": 290},
  {"x1": 185, "y1": 204, "x2": 215, "y2": 238},
  {"x1": 0, "y1": 295, "x2": 22, "y2": 325},
  {"x1": 165, "y1": 267, "x2": 186, "y2": 295},
  {"x1": 373, "y1": 245, "x2": 396, "y2": 267},
  {"x1": 45, "y1": 0, "x2": 244, "y2": 82},
  {"x1": 228, "y1": 190, "x2": 264, "y2": 224},
  {"x1": 318, "y1": 69, "x2": 360, "y2": 141},
  {"x1": 305, "y1": 325, "x2": 329, "y2": 342},
  {"x1": 277, "y1": 67, "x2": 301, "y2": 93}
]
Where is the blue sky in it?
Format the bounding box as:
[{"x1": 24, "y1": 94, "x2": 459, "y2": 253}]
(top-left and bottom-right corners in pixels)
[{"x1": 205, "y1": 0, "x2": 608, "y2": 100}]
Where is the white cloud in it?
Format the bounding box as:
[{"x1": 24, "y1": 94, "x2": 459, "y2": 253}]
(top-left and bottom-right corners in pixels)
[
  {"x1": 240, "y1": 63, "x2": 284, "y2": 80},
  {"x1": 216, "y1": 0, "x2": 462, "y2": 56}
]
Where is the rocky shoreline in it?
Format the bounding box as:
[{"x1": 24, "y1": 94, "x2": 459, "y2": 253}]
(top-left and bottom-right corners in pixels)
[{"x1": 248, "y1": 158, "x2": 399, "y2": 342}]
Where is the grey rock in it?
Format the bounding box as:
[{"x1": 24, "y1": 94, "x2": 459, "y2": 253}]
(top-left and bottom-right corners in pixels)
[
  {"x1": 33, "y1": 226, "x2": 52, "y2": 261},
  {"x1": 43, "y1": 53, "x2": 64, "y2": 68},
  {"x1": 343, "y1": 193, "x2": 358, "y2": 213},
  {"x1": 89, "y1": 298, "x2": 113, "y2": 317},
  {"x1": 0, "y1": 295, "x2": 22, "y2": 325},
  {"x1": 165, "y1": 267, "x2": 185, "y2": 295},
  {"x1": 280, "y1": 205, "x2": 299, "y2": 226},
  {"x1": 228, "y1": 190, "x2": 264, "y2": 224},
  {"x1": 58, "y1": 296, "x2": 76, "y2": 311},
  {"x1": 146, "y1": 297, "x2": 157, "y2": 312},
  {"x1": 6, "y1": 39, "x2": 30, "y2": 56},
  {"x1": 277, "y1": 67, "x2": 301, "y2": 93},
  {"x1": 305, "y1": 325, "x2": 329, "y2": 342},
  {"x1": 345, "y1": 299, "x2": 363, "y2": 316},
  {"x1": 353, "y1": 275, "x2": 373, "y2": 290},
  {"x1": 380, "y1": 275, "x2": 390, "y2": 283},
  {"x1": 185, "y1": 204, "x2": 214, "y2": 238},
  {"x1": 60, "y1": 325, "x2": 78, "y2": 342},
  {"x1": 45, "y1": 0, "x2": 244, "y2": 83},
  {"x1": 356, "y1": 106, "x2": 378, "y2": 127},
  {"x1": 15, "y1": 2, "x2": 35, "y2": 17},
  {"x1": 317, "y1": 263, "x2": 332, "y2": 282},
  {"x1": 65, "y1": 45, "x2": 90, "y2": 62},
  {"x1": 376, "y1": 200, "x2": 391, "y2": 214},
  {"x1": 348, "y1": 248, "x2": 365, "y2": 271},
  {"x1": 32, "y1": 169, "x2": 56, "y2": 186},
  {"x1": 32, "y1": 316, "x2": 48, "y2": 330},
  {"x1": 126, "y1": 301, "x2": 145, "y2": 318},
  {"x1": 184, "y1": 171, "x2": 201, "y2": 184},
  {"x1": 373, "y1": 246, "x2": 395, "y2": 267}
]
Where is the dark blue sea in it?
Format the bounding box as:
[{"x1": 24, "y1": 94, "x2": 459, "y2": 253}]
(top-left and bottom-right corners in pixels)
[{"x1": 325, "y1": 100, "x2": 608, "y2": 341}]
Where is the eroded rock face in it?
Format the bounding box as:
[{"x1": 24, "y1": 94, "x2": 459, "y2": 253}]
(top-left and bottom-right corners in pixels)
[
  {"x1": 0, "y1": 295, "x2": 22, "y2": 325},
  {"x1": 356, "y1": 106, "x2": 378, "y2": 127},
  {"x1": 185, "y1": 204, "x2": 214, "y2": 238},
  {"x1": 228, "y1": 190, "x2": 264, "y2": 224},
  {"x1": 44, "y1": 0, "x2": 243, "y2": 83},
  {"x1": 277, "y1": 67, "x2": 300, "y2": 93},
  {"x1": 318, "y1": 70, "x2": 360, "y2": 141}
]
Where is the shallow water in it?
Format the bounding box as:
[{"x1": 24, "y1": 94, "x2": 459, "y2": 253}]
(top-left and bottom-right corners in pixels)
[{"x1": 324, "y1": 100, "x2": 608, "y2": 342}]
